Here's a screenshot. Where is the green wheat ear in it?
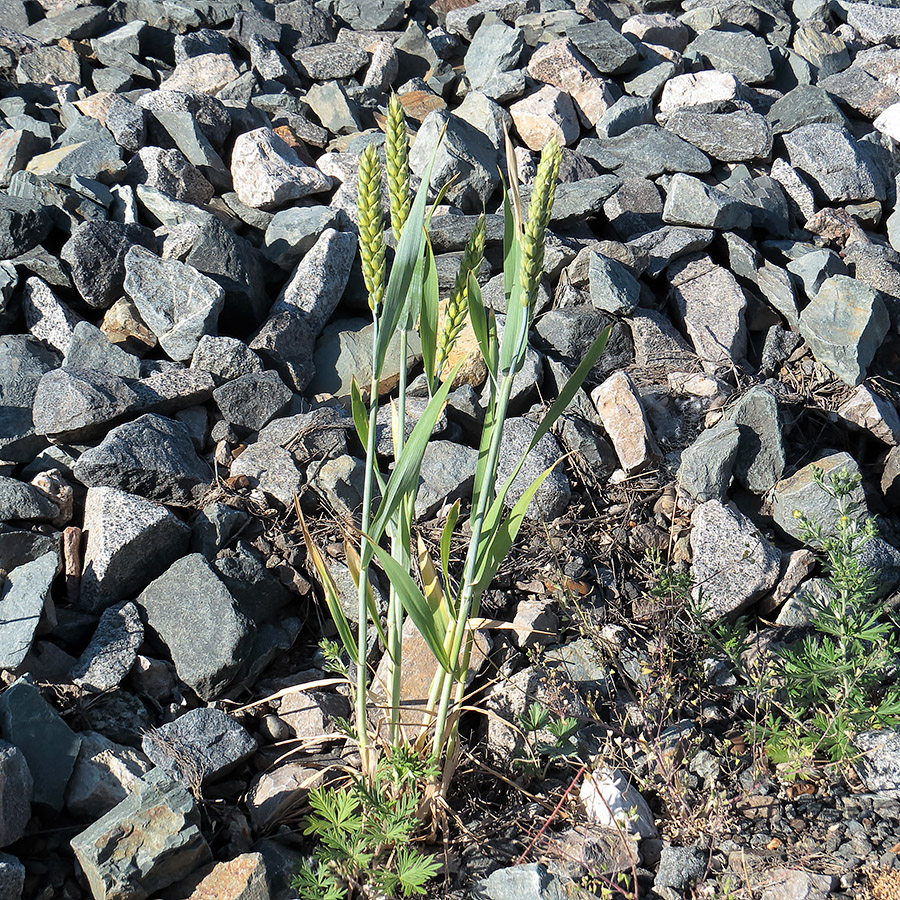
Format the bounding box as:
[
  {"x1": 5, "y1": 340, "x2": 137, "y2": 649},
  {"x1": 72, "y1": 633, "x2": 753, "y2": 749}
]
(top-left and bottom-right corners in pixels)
[
  {"x1": 385, "y1": 94, "x2": 412, "y2": 242},
  {"x1": 357, "y1": 143, "x2": 386, "y2": 313},
  {"x1": 436, "y1": 214, "x2": 486, "y2": 376},
  {"x1": 520, "y1": 136, "x2": 562, "y2": 313}
]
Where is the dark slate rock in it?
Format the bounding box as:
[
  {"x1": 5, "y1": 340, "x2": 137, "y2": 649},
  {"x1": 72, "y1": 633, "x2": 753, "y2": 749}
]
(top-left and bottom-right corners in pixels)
[
  {"x1": 124, "y1": 246, "x2": 224, "y2": 362},
  {"x1": 496, "y1": 418, "x2": 570, "y2": 521},
  {"x1": 724, "y1": 385, "x2": 785, "y2": 494},
  {"x1": 594, "y1": 95, "x2": 655, "y2": 139},
  {"x1": 688, "y1": 26, "x2": 774, "y2": 84},
  {"x1": 294, "y1": 41, "x2": 368, "y2": 80},
  {"x1": 0, "y1": 551, "x2": 58, "y2": 671},
  {"x1": 26, "y1": 138, "x2": 124, "y2": 185},
  {"x1": 603, "y1": 178, "x2": 664, "y2": 239},
  {"x1": 580, "y1": 126, "x2": 711, "y2": 179},
  {"x1": 213, "y1": 541, "x2": 293, "y2": 624},
  {"x1": 60, "y1": 220, "x2": 157, "y2": 311},
  {"x1": 426, "y1": 213, "x2": 504, "y2": 254},
  {"x1": 64, "y1": 322, "x2": 141, "y2": 379},
  {"x1": 0, "y1": 740, "x2": 32, "y2": 848},
  {"x1": 784, "y1": 124, "x2": 883, "y2": 203},
  {"x1": 628, "y1": 226, "x2": 715, "y2": 278},
  {"x1": 137, "y1": 553, "x2": 254, "y2": 700},
  {"x1": 124, "y1": 147, "x2": 214, "y2": 206},
  {"x1": 70, "y1": 602, "x2": 143, "y2": 693},
  {"x1": 819, "y1": 66, "x2": 900, "y2": 119},
  {"x1": 191, "y1": 335, "x2": 263, "y2": 380},
  {"x1": 663, "y1": 173, "x2": 752, "y2": 230},
  {"x1": 415, "y1": 440, "x2": 479, "y2": 520},
  {"x1": 0, "y1": 852, "x2": 25, "y2": 897},
  {"x1": 0, "y1": 530, "x2": 61, "y2": 575},
  {"x1": 70, "y1": 767, "x2": 211, "y2": 900},
  {"x1": 655, "y1": 846, "x2": 707, "y2": 891},
  {"x1": 0, "y1": 335, "x2": 58, "y2": 464},
  {"x1": 275, "y1": 0, "x2": 334, "y2": 51},
  {"x1": 80, "y1": 486, "x2": 190, "y2": 614},
  {"x1": 213, "y1": 370, "x2": 293, "y2": 432},
  {"x1": 0, "y1": 677, "x2": 81, "y2": 811},
  {"x1": 103, "y1": 94, "x2": 146, "y2": 153},
  {"x1": 725, "y1": 176, "x2": 790, "y2": 236},
  {"x1": 263, "y1": 206, "x2": 343, "y2": 269},
  {"x1": 521, "y1": 175, "x2": 620, "y2": 225},
  {"x1": 73, "y1": 414, "x2": 213, "y2": 507},
  {"x1": 335, "y1": 0, "x2": 405, "y2": 30},
  {"x1": 0, "y1": 477, "x2": 58, "y2": 523},
  {"x1": 191, "y1": 503, "x2": 249, "y2": 559},
  {"x1": 663, "y1": 108, "x2": 773, "y2": 162},
  {"x1": 0, "y1": 193, "x2": 50, "y2": 258},
  {"x1": 136, "y1": 89, "x2": 231, "y2": 152},
  {"x1": 766, "y1": 85, "x2": 846, "y2": 135},
  {"x1": 786, "y1": 248, "x2": 848, "y2": 300},
  {"x1": 142, "y1": 707, "x2": 257, "y2": 788},
  {"x1": 567, "y1": 19, "x2": 640, "y2": 74},
  {"x1": 678, "y1": 423, "x2": 740, "y2": 502}
]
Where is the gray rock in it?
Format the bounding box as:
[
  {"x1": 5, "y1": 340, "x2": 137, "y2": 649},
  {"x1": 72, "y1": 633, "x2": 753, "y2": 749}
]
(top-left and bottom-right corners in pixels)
[
  {"x1": 294, "y1": 41, "x2": 367, "y2": 80},
  {"x1": 0, "y1": 531, "x2": 60, "y2": 577},
  {"x1": 124, "y1": 147, "x2": 214, "y2": 206},
  {"x1": 847, "y1": 3, "x2": 900, "y2": 45},
  {"x1": 0, "y1": 677, "x2": 81, "y2": 811},
  {"x1": 70, "y1": 602, "x2": 144, "y2": 693},
  {"x1": 588, "y1": 250, "x2": 642, "y2": 314},
  {"x1": 26, "y1": 137, "x2": 125, "y2": 185},
  {"x1": 669, "y1": 255, "x2": 747, "y2": 370},
  {"x1": 766, "y1": 85, "x2": 846, "y2": 135},
  {"x1": 310, "y1": 454, "x2": 369, "y2": 521},
  {"x1": 0, "y1": 345, "x2": 45, "y2": 471},
  {"x1": 213, "y1": 541, "x2": 293, "y2": 625},
  {"x1": 568, "y1": 19, "x2": 640, "y2": 74},
  {"x1": 22, "y1": 276, "x2": 83, "y2": 356},
  {"x1": 628, "y1": 226, "x2": 714, "y2": 278},
  {"x1": 263, "y1": 206, "x2": 343, "y2": 269},
  {"x1": 213, "y1": 370, "x2": 293, "y2": 432},
  {"x1": 251, "y1": 228, "x2": 357, "y2": 391},
  {"x1": 104, "y1": 95, "x2": 146, "y2": 153},
  {"x1": 595, "y1": 95, "x2": 654, "y2": 139},
  {"x1": 305, "y1": 81, "x2": 363, "y2": 136},
  {"x1": 191, "y1": 335, "x2": 263, "y2": 380},
  {"x1": 136, "y1": 89, "x2": 231, "y2": 153},
  {"x1": 581, "y1": 126, "x2": 711, "y2": 179},
  {"x1": 792, "y1": 21, "x2": 850, "y2": 78},
  {"x1": 191, "y1": 503, "x2": 249, "y2": 559},
  {"x1": 543, "y1": 638, "x2": 613, "y2": 696},
  {"x1": 724, "y1": 385, "x2": 785, "y2": 494},
  {"x1": 496, "y1": 418, "x2": 570, "y2": 521},
  {"x1": 655, "y1": 846, "x2": 707, "y2": 891},
  {"x1": 854, "y1": 728, "x2": 900, "y2": 794},
  {"x1": 415, "y1": 440, "x2": 479, "y2": 520},
  {"x1": 534, "y1": 308, "x2": 611, "y2": 365},
  {"x1": 73, "y1": 414, "x2": 213, "y2": 507},
  {"x1": 678, "y1": 423, "x2": 740, "y2": 502},
  {"x1": 837, "y1": 384, "x2": 900, "y2": 444},
  {"x1": 798, "y1": 275, "x2": 889, "y2": 386},
  {"x1": 663, "y1": 174, "x2": 752, "y2": 231},
  {"x1": 690, "y1": 500, "x2": 780, "y2": 619},
  {"x1": 783, "y1": 124, "x2": 882, "y2": 203},
  {"x1": 138, "y1": 553, "x2": 254, "y2": 700},
  {"x1": 0, "y1": 551, "x2": 58, "y2": 671},
  {"x1": 786, "y1": 248, "x2": 848, "y2": 300},
  {"x1": 473, "y1": 863, "x2": 576, "y2": 900},
  {"x1": 0, "y1": 194, "x2": 51, "y2": 259},
  {"x1": 410, "y1": 109, "x2": 500, "y2": 214},
  {"x1": 142, "y1": 707, "x2": 256, "y2": 789},
  {"x1": 818, "y1": 66, "x2": 899, "y2": 119},
  {"x1": 465, "y1": 16, "x2": 524, "y2": 90},
  {"x1": 124, "y1": 246, "x2": 224, "y2": 362},
  {"x1": 755, "y1": 260, "x2": 799, "y2": 326},
  {"x1": 522, "y1": 175, "x2": 620, "y2": 225},
  {"x1": 16, "y1": 44, "x2": 81, "y2": 84},
  {"x1": 603, "y1": 178, "x2": 663, "y2": 239},
  {"x1": 230, "y1": 442, "x2": 304, "y2": 508},
  {"x1": 688, "y1": 26, "x2": 775, "y2": 84},
  {"x1": 64, "y1": 321, "x2": 141, "y2": 379},
  {"x1": 64, "y1": 731, "x2": 153, "y2": 820},
  {"x1": 70, "y1": 768, "x2": 211, "y2": 900},
  {"x1": 0, "y1": 741, "x2": 31, "y2": 848},
  {"x1": 0, "y1": 477, "x2": 59, "y2": 523},
  {"x1": 335, "y1": 0, "x2": 405, "y2": 30},
  {"x1": 0, "y1": 852, "x2": 24, "y2": 899},
  {"x1": 663, "y1": 108, "x2": 773, "y2": 162}
]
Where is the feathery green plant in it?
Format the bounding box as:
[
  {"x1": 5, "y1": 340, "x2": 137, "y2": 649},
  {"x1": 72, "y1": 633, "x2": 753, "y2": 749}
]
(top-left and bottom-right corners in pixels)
[{"x1": 299, "y1": 110, "x2": 609, "y2": 807}]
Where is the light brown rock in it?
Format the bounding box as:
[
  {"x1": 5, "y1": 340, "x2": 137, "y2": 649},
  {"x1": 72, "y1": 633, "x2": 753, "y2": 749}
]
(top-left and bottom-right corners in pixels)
[
  {"x1": 509, "y1": 85, "x2": 581, "y2": 150},
  {"x1": 591, "y1": 371, "x2": 659, "y2": 473}
]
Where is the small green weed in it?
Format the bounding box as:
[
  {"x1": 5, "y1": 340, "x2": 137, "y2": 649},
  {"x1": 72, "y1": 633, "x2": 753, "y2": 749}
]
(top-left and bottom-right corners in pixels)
[
  {"x1": 293, "y1": 755, "x2": 441, "y2": 900},
  {"x1": 513, "y1": 700, "x2": 580, "y2": 779}
]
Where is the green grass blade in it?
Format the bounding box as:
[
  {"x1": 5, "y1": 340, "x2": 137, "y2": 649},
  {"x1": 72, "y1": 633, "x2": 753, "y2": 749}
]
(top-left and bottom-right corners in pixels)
[
  {"x1": 419, "y1": 239, "x2": 439, "y2": 392},
  {"x1": 363, "y1": 365, "x2": 460, "y2": 566},
  {"x1": 350, "y1": 377, "x2": 368, "y2": 448},
  {"x1": 345, "y1": 537, "x2": 389, "y2": 651},
  {"x1": 498, "y1": 280, "x2": 528, "y2": 375},
  {"x1": 369, "y1": 542, "x2": 453, "y2": 673},
  {"x1": 440, "y1": 499, "x2": 460, "y2": 586}
]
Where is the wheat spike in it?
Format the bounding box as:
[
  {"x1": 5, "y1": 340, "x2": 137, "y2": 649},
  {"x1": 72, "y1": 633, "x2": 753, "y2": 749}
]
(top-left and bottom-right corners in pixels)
[
  {"x1": 357, "y1": 143, "x2": 386, "y2": 313},
  {"x1": 385, "y1": 94, "x2": 412, "y2": 242},
  {"x1": 436, "y1": 215, "x2": 486, "y2": 375},
  {"x1": 519, "y1": 136, "x2": 561, "y2": 313}
]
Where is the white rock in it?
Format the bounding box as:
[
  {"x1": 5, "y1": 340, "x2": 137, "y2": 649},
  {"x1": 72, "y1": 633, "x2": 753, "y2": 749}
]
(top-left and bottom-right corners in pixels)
[
  {"x1": 659, "y1": 71, "x2": 742, "y2": 114},
  {"x1": 230, "y1": 128, "x2": 332, "y2": 210},
  {"x1": 580, "y1": 768, "x2": 658, "y2": 838},
  {"x1": 874, "y1": 102, "x2": 900, "y2": 143},
  {"x1": 159, "y1": 53, "x2": 239, "y2": 94}
]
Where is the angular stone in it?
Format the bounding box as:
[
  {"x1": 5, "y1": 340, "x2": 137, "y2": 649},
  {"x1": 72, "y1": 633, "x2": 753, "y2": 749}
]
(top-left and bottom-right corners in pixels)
[
  {"x1": 191, "y1": 335, "x2": 263, "y2": 380},
  {"x1": 798, "y1": 275, "x2": 889, "y2": 385},
  {"x1": 837, "y1": 384, "x2": 900, "y2": 444},
  {"x1": 25, "y1": 139, "x2": 125, "y2": 185},
  {"x1": 138, "y1": 554, "x2": 254, "y2": 700},
  {"x1": 175, "y1": 853, "x2": 270, "y2": 900},
  {"x1": 568, "y1": 20, "x2": 640, "y2": 74},
  {"x1": 0, "y1": 852, "x2": 24, "y2": 897},
  {"x1": 0, "y1": 130, "x2": 46, "y2": 189},
  {"x1": 73, "y1": 414, "x2": 213, "y2": 507},
  {"x1": 678, "y1": 423, "x2": 740, "y2": 502},
  {"x1": 230, "y1": 127, "x2": 331, "y2": 210},
  {"x1": 246, "y1": 764, "x2": 322, "y2": 831},
  {"x1": 724, "y1": 385, "x2": 785, "y2": 494},
  {"x1": 759, "y1": 870, "x2": 834, "y2": 900},
  {"x1": 591, "y1": 371, "x2": 659, "y2": 473},
  {"x1": 65, "y1": 321, "x2": 141, "y2": 379},
  {"x1": 159, "y1": 52, "x2": 240, "y2": 94},
  {"x1": 64, "y1": 731, "x2": 153, "y2": 820},
  {"x1": 294, "y1": 42, "x2": 367, "y2": 80},
  {"x1": 583, "y1": 126, "x2": 711, "y2": 179},
  {"x1": 669, "y1": 255, "x2": 747, "y2": 371},
  {"x1": 229, "y1": 443, "x2": 303, "y2": 508},
  {"x1": 786, "y1": 248, "x2": 848, "y2": 301},
  {"x1": 847, "y1": 3, "x2": 900, "y2": 45},
  {"x1": 629, "y1": 226, "x2": 714, "y2": 278},
  {"x1": 0, "y1": 741, "x2": 32, "y2": 848},
  {"x1": 142, "y1": 708, "x2": 256, "y2": 789},
  {"x1": 783, "y1": 124, "x2": 882, "y2": 203},
  {"x1": 415, "y1": 440, "x2": 479, "y2": 520},
  {"x1": 509, "y1": 85, "x2": 580, "y2": 150},
  {"x1": 603, "y1": 178, "x2": 663, "y2": 239},
  {"x1": 263, "y1": 206, "x2": 343, "y2": 269},
  {"x1": 581, "y1": 768, "x2": 657, "y2": 838},
  {"x1": 766, "y1": 85, "x2": 846, "y2": 136},
  {"x1": 70, "y1": 768, "x2": 211, "y2": 900},
  {"x1": 0, "y1": 677, "x2": 81, "y2": 811},
  {"x1": 688, "y1": 26, "x2": 774, "y2": 84},
  {"x1": 125, "y1": 147, "x2": 214, "y2": 205},
  {"x1": 588, "y1": 250, "x2": 641, "y2": 314},
  {"x1": 124, "y1": 246, "x2": 224, "y2": 362},
  {"x1": 0, "y1": 477, "x2": 59, "y2": 523},
  {"x1": 659, "y1": 71, "x2": 742, "y2": 114},
  {"x1": 853, "y1": 728, "x2": 900, "y2": 794},
  {"x1": 0, "y1": 551, "x2": 58, "y2": 670},
  {"x1": 16, "y1": 45, "x2": 81, "y2": 85},
  {"x1": 304, "y1": 81, "x2": 363, "y2": 135},
  {"x1": 792, "y1": 21, "x2": 849, "y2": 77},
  {"x1": 663, "y1": 173, "x2": 752, "y2": 230},
  {"x1": 818, "y1": 66, "x2": 899, "y2": 119},
  {"x1": 0, "y1": 335, "x2": 57, "y2": 465},
  {"x1": 465, "y1": 16, "x2": 524, "y2": 90},
  {"x1": 663, "y1": 109, "x2": 772, "y2": 162},
  {"x1": 22, "y1": 276, "x2": 83, "y2": 355},
  {"x1": 213, "y1": 371, "x2": 292, "y2": 432},
  {"x1": 136, "y1": 90, "x2": 231, "y2": 152},
  {"x1": 70, "y1": 602, "x2": 144, "y2": 693},
  {"x1": 690, "y1": 500, "x2": 780, "y2": 619}
]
